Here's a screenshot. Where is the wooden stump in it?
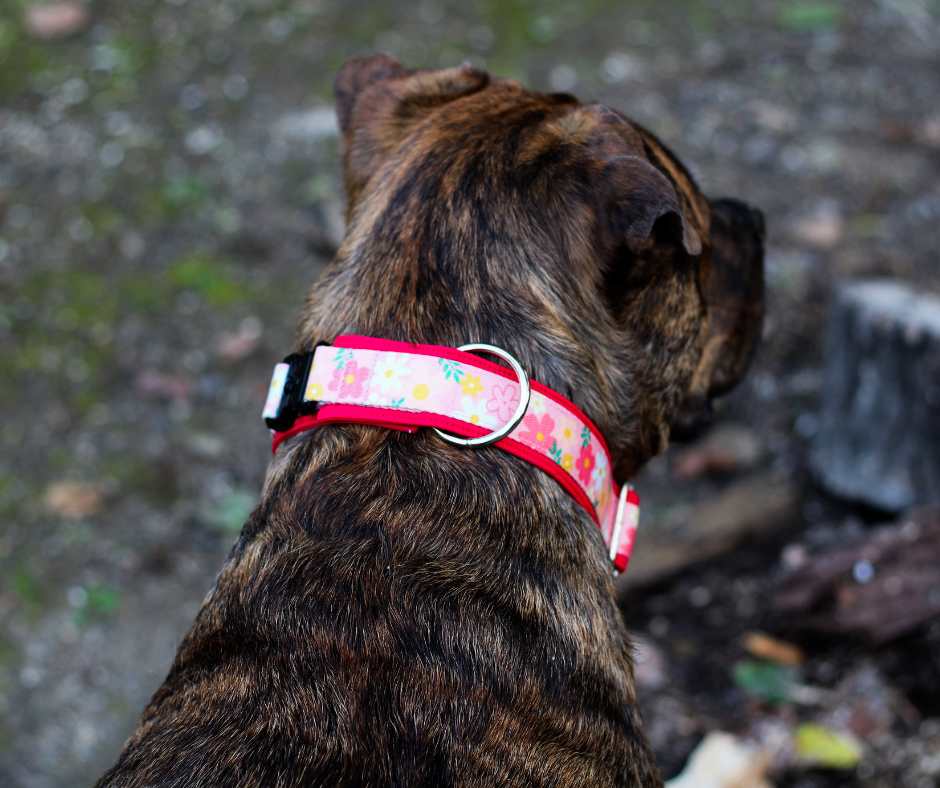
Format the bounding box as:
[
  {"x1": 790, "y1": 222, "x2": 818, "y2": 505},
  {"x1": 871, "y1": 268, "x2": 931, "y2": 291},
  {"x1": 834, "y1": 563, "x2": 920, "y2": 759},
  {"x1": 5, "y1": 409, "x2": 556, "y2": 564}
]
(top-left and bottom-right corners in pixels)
[{"x1": 811, "y1": 280, "x2": 940, "y2": 512}]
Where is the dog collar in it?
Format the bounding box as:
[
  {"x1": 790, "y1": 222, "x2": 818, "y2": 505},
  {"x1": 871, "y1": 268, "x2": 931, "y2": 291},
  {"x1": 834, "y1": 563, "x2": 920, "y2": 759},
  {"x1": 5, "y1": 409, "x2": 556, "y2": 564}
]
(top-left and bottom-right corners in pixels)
[{"x1": 262, "y1": 335, "x2": 640, "y2": 574}]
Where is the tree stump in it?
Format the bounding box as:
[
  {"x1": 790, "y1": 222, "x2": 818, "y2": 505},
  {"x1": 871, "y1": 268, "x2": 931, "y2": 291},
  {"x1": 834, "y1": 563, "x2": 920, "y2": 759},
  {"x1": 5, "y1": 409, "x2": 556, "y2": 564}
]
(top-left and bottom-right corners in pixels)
[{"x1": 811, "y1": 280, "x2": 940, "y2": 511}]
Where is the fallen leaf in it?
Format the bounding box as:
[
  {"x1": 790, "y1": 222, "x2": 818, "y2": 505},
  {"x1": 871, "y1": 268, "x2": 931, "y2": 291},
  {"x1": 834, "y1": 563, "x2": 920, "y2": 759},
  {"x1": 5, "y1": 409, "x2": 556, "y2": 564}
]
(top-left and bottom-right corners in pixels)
[
  {"x1": 743, "y1": 632, "x2": 805, "y2": 667},
  {"x1": 633, "y1": 635, "x2": 668, "y2": 691},
  {"x1": 43, "y1": 481, "x2": 104, "y2": 519},
  {"x1": 792, "y1": 204, "x2": 844, "y2": 250},
  {"x1": 795, "y1": 723, "x2": 862, "y2": 769},
  {"x1": 750, "y1": 100, "x2": 797, "y2": 133},
  {"x1": 733, "y1": 660, "x2": 799, "y2": 704},
  {"x1": 666, "y1": 732, "x2": 773, "y2": 788},
  {"x1": 919, "y1": 115, "x2": 940, "y2": 149},
  {"x1": 24, "y1": 2, "x2": 90, "y2": 40},
  {"x1": 135, "y1": 370, "x2": 192, "y2": 400},
  {"x1": 215, "y1": 316, "x2": 263, "y2": 362}
]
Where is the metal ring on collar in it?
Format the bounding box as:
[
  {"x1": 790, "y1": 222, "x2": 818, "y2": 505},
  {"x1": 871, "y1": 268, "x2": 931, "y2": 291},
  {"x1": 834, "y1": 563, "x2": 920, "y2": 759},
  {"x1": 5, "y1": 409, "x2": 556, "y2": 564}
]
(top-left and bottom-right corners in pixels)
[{"x1": 433, "y1": 343, "x2": 531, "y2": 448}]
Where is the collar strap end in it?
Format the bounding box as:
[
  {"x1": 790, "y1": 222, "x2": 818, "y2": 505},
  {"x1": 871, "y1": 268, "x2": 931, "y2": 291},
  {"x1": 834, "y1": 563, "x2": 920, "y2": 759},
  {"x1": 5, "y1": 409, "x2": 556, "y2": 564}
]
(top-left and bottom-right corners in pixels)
[{"x1": 262, "y1": 351, "x2": 315, "y2": 432}]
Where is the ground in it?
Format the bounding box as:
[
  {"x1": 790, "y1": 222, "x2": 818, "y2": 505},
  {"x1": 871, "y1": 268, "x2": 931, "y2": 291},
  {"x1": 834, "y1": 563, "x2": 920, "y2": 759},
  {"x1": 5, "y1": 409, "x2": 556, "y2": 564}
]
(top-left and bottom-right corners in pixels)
[{"x1": 2, "y1": 1, "x2": 940, "y2": 786}]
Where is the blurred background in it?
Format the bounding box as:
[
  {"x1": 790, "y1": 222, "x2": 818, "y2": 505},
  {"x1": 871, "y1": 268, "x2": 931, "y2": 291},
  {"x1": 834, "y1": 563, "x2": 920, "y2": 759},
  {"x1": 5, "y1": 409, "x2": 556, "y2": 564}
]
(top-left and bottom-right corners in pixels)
[{"x1": 2, "y1": 1, "x2": 939, "y2": 786}]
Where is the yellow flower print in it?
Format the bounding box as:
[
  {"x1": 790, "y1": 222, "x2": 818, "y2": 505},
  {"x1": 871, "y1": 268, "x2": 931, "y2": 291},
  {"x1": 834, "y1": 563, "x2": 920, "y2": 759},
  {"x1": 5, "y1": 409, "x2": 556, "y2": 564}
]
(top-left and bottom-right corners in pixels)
[
  {"x1": 460, "y1": 396, "x2": 492, "y2": 428},
  {"x1": 412, "y1": 383, "x2": 429, "y2": 401},
  {"x1": 563, "y1": 426, "x2": 573, "y2": 440},
  {"x1": 305, "y1": 381, "x2": 323, "y2": 401},
  {"x1": 460, "y1": 374, "x2": 484, "y2": 397},
  {"x1": 561, "y1": 453, "x2": 573, "y2": 471}
]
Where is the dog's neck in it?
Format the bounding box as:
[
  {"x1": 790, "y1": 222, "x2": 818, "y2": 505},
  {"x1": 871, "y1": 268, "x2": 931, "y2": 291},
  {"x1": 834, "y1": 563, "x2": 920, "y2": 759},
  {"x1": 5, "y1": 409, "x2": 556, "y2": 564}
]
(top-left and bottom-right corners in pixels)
[
  {"x1": 296, "y1": 224, "x2": 665, "y2": 479},
  {"x1": 262, "y1": 417, "x2": 617, "y2": 585}
]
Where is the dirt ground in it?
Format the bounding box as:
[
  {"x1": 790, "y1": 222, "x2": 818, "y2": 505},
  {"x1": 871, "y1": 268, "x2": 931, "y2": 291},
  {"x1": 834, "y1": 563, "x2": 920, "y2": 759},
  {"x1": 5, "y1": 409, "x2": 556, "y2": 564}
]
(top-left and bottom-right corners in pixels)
[{"x1": 2, "y1": 1, "x2": 939, "y2": 786}]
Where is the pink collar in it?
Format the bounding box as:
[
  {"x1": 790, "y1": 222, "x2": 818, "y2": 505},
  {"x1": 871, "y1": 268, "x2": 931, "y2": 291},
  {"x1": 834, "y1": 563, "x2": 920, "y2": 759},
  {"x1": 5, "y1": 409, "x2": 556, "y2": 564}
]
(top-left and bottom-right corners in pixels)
[{"x1": 262, "y1": 335, "x2": 639, "y2": 573}]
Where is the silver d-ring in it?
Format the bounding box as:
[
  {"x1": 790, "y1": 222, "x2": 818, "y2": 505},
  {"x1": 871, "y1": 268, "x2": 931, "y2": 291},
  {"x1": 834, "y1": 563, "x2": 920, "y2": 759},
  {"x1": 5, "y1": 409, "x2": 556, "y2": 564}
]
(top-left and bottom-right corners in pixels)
[{"x1": 433, "y1": 343, "x2": 530, "y2": 448}]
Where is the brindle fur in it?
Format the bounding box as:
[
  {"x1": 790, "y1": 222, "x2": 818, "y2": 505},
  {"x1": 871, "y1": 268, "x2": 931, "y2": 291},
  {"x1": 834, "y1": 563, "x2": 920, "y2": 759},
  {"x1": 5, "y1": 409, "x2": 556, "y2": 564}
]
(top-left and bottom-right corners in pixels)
[{"x1": 98, "y1": 55, "x2": 764, "y2": 787}]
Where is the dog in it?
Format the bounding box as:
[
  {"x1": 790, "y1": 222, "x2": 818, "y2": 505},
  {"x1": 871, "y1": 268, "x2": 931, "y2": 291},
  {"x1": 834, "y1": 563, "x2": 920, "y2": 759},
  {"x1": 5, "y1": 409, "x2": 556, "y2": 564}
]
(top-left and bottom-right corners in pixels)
[{"x1": 97, "y1": 55, "x2": 765, "y2": 787}]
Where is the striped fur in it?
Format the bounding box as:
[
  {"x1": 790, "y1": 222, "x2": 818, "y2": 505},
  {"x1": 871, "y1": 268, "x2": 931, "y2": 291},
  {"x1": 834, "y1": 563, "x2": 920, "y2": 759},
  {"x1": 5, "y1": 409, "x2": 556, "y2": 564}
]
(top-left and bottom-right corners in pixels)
[{"x1": 98, "y1": 56, "x2": 764, "y2": 787}]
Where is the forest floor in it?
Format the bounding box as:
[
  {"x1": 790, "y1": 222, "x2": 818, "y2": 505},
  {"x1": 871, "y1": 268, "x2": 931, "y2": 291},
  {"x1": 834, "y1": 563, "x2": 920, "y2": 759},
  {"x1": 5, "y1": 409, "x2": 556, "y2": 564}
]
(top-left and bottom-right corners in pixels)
[{"x1": 2, "y1": 1, "x2": 939, "y2": 785}]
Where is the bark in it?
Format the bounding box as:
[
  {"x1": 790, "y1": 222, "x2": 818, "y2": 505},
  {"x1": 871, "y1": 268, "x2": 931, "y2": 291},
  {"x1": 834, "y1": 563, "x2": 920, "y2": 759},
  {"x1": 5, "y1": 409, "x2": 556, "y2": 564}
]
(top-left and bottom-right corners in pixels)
[
  {"x1": 775, "y1": 506, "x2": 940, "y2": 643},
  {"x1": 811, "y1": 279, "x2": 940, "y2": 511}
]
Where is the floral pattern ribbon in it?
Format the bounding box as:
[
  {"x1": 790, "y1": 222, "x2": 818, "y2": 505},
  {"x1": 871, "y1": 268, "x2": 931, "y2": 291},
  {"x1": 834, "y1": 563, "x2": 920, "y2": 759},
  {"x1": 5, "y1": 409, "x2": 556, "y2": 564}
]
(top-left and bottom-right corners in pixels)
[{"x1": 270, "y1": 335, "x2": 639, "y2": 572}]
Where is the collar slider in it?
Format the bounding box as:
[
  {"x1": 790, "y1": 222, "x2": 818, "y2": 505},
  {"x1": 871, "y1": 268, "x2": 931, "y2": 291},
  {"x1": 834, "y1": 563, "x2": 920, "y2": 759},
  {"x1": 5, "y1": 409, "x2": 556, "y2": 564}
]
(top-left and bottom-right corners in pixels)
[{"x1": 262, "y1": 352, "x2": 314, "y2": 431}]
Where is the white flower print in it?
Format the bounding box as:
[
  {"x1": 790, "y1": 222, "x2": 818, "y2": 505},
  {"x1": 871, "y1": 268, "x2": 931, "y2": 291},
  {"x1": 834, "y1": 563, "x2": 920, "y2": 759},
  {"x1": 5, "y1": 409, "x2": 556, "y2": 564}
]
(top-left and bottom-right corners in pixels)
[
  {"x1": 527, "y1": 393, "x2": 550, "y2": 417},
  {"x1": 372, "y1": 353, "x2": 412, "y2": 397},
  {"x1": 591, "y1": 446, "x2": 609, "y2": 490},
  {"x1": 461, "y1": 396, "x2": 496, "y2": 429}
]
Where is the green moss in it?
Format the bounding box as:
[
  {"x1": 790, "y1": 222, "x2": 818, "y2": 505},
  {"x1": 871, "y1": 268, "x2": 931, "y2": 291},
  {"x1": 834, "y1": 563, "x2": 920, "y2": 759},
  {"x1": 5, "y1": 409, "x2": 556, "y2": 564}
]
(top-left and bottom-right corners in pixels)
[
  {"x1": 74, "y1": 583, "x2": 122, "y2": 626},
  {"x1": 89, "y1": 34, "x2": 156, "y2": 104},
  {"x1": 60, "y1": 270, "x2": 120, "y2": 325},
  {"x1": 302, "y1": 173, "x2": 336, "y2": 204},
  {"x1": 81, "y1": 202, "x2": 125, "y2": 241},
  {"x1": 162, "y1": 175, "x2": 211, "y2": 215},
  {"x1": 138, "y1": 175, "x2": 212, "y2": 225},
  {"x1": 0, "y1": 6, "x2": 54, "y2": 101},
  {"x1": 169, "y1": 254, "x2": 246, "y2": 307},
  {"x1": 0, "y1": 475, "x2": 12, "y2": 512},
  {"x1": 101, "y1": 456, "x2": 178, "y2": 504},
  {"x1": 0, "y1": 634, "x2": 18, "y2": 705},
  {"x1": 121, "y1": 276, "x2": 172, "y2": 313},
  {"x1": 778, "y1": 1, "x2": 843, "y2": 31},
  {"x1": 0, "y1": 634, "x2": 17, "y2": 668},
  {"x1": 205, "y1": 489, "x2": 256, "y2": 533},
  {"x1": 9, "y1": 566, "x2": 45, "y2": 618}
]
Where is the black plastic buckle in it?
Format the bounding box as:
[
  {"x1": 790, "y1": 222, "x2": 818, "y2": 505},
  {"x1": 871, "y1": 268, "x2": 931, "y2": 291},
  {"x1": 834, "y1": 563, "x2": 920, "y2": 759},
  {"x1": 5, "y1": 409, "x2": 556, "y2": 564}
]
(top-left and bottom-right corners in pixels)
[{"x1": 263, "y1": 351, "x2": 315, "y2": 431}]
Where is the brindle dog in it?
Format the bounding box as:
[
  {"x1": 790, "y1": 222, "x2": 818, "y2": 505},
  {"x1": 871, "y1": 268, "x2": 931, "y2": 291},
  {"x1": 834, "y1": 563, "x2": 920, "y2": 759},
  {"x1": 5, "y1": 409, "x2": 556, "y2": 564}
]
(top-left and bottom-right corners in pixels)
[{"x1": 98, "y1": 55, "x2": 764, "y2": 787}]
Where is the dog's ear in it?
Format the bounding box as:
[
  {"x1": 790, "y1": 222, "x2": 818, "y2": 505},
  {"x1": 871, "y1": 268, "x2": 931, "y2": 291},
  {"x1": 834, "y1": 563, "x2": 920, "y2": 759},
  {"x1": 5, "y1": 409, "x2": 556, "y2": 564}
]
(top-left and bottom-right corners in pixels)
[
  {"x1": 334, "y1": 53, "x2": 408, "y2": 136},
  {"x1": 600, "y1": 154, "x2": 703, "y2": 257},
  {"x1": 334, "y1": 55, "x2": 489, "y2": 206},
  {"x1": 572, "y1": 106, "x2": 703, "y2": 258}
]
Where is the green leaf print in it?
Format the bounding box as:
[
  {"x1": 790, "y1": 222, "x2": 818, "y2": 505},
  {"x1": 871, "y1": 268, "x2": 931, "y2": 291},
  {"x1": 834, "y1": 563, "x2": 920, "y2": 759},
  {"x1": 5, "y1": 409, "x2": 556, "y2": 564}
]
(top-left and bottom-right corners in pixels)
[
  {"x1": 335, "y1": 348, "x2": 352, "y2": 370},
  {"x1": 438, "y1": 358, "x2": 465, "y2": 382}
]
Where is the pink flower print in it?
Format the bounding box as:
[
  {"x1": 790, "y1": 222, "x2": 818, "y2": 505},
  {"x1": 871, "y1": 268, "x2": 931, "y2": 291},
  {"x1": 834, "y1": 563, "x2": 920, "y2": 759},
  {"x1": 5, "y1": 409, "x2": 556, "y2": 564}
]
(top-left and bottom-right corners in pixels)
[
  {"x1": 486, "y1": 381, "x2": 518, "y2": 423},
  {"x1": 328, "y1": 360, "x2": 371, "y2": 399},
  {"x1": 519, "y1": 412, "x2": 555, "y2": 449},
  {"x1": 576, "y1": 443, "x2": 596, "y2": 486}
]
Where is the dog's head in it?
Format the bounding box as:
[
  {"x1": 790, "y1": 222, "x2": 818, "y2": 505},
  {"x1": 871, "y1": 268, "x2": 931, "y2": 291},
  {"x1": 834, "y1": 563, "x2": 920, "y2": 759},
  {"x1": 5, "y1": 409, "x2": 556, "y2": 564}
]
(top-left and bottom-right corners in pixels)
[{"x1": 302, "y1": 55, "x2": 764, "y2": 478}]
